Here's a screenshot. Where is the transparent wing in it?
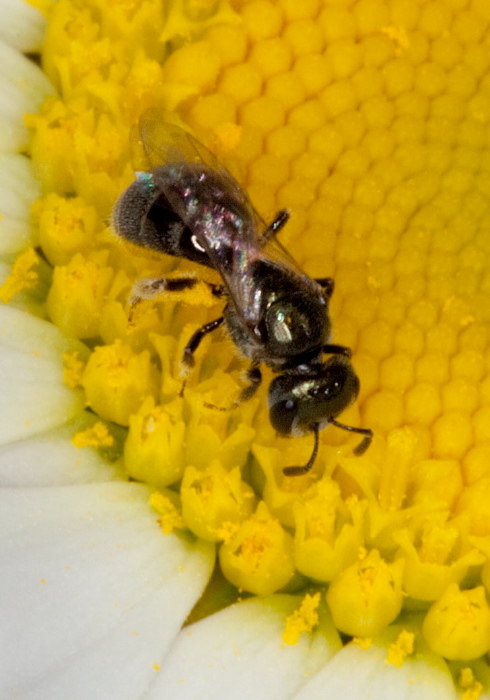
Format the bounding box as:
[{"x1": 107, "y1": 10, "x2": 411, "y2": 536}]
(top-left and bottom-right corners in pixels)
[
  {"x1": 131, "y1": 111, "x2": 264, "y2": 316},
  {"x1": 131, "y1": 109, "x2": 222, "y2": 172},
  {"x1": 132, "y1": 109, "x2": 257, "y2": 229},
  {"x1": 131, "y1": 110, "x2": 310, "y2": 320}
]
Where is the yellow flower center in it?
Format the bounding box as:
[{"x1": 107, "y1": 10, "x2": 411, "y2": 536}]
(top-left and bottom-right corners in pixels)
[{"x1": 5, "y1": 0, "x2": 490, "y2": 688}]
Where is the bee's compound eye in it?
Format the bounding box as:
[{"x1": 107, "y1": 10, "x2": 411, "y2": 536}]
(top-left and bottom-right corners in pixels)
[{"x1": 267, "y1": 375, "x2": 299, "y2": 435}]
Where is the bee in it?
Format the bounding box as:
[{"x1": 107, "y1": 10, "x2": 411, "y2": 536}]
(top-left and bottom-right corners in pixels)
[{"x1": 112, "y1": 112, "x2": 372, "y2": 475}]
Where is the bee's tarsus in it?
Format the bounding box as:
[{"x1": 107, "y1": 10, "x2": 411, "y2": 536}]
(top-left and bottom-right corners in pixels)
[{"x1": 182, "y1": 347, "x2": 195, "y2": 368}]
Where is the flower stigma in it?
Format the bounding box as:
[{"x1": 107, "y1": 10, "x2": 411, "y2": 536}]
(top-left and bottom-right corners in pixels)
[{"x1": 6, "y1": 0, "x2": 490, "y2": 693}]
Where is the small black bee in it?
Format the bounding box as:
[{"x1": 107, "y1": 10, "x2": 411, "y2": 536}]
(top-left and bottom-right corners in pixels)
[{"x1": 112, "y1": 112, "x2": 372, "y2": 475}]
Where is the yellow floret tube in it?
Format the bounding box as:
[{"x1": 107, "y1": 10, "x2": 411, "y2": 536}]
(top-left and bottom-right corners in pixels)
[
  {"x1": 46, "y1": 253, "x2": 113, "y2": 339},
  {"x1": 82, "y1": 340, "x2": 160, "y2": 426},
  {"x1": 35, "y1": 193, "x2": 97, "y2": 266},
  {"x1": 181, "y1": 461, "x2": 256, "y2": 542},
  {"x1": 219, "y1": 501, "x2": 296, "y2": 595},
  {"x1": 326, "y1": 549, "x2": 404, "y2": 637},
  {"x1": 124, "y1": 398, "x2": 186, "y2": 488},
  {"x1": 293, "y1": 478, "x2": 365, "y2": 582},
  {"x1": 422, "y1": 585, "x2": 490, "y2": 661}
]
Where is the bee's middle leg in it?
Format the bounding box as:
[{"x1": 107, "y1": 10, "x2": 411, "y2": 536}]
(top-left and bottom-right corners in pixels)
[
  {"x1": 182, "y1": 316, "x2": 225, "y2": 368},
  {"x1": 205, "y1": 282, "x2": 226, "y2": 298},
  {"x1": 323, "y1": 343, "x2": 352, "y2": 357},
  {"x1": 234, "y1": 362, "x2": 262, "y2": 406}
]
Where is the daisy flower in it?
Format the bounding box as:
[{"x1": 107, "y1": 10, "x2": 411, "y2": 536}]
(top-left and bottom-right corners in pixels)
[{"x1": 1, "y1": 1, "x2": 490, "y2": 699}]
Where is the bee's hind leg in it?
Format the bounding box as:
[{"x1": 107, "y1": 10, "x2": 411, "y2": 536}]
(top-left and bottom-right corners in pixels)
[
  {"x1": 129, "y1": 276, "x2": 198, "y2": 309},
  {"x1": 314, "y1": 277, "x2": 335, "y2": 300},
  {"x1": 182, "y1": 316, "x2": 225, "y2": 368},
  {"x1": 260, "y1": 209, "x2": 290, "y2": 246}
]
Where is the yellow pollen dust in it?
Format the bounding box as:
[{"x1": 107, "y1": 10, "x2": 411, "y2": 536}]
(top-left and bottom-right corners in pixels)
[
  {"x1": 459, "y1": 668, "x2": 484, "y2": 700},
  {"x1": 282, "y1": 592, "x2": 321, "y2": 646},
  {"x1": 149, "y1": 492, "x2": 186, "y2": 534},
  {"x1": 25, "y1": 0, "x2": 490, "y2": 675},
  {"x1": 62, "y1": 352, "x2": 85, "y2": 388},
  {"x1": 386, "y1": 630, "x2": 414, "y2": 667},
  {"x1": 353, "y1": 636, "x2": 372, "y2": 650},
  {"x1": 72, "y1": 422, "x2": 114, "y2": 449},
  {"x1": 0, "y1": 248, "x2": 40, "y2": 303},
  {"x1": 418, "y1": 523, "x2": 458, "y2": 565}
]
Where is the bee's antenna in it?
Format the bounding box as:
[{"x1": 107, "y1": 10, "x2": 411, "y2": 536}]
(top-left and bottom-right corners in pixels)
[
  {"x1": 283, "y1": 424, "x2": 319, "y2": 477},
  {"x1": 329, "y1": 418, "x2": 373, "y2": 455}
]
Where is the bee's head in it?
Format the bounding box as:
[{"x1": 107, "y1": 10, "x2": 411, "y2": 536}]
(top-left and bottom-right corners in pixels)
[{"x1": 267, "y1": 355, "x2": 360, "y2": 436}]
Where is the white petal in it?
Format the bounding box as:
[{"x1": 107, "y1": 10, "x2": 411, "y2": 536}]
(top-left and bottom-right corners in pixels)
[
  {"x1": 0, "y1": 481, "x2": 215, "y2": 699},
  {"x1": 149, "y1": 595, "x2": 339, "y2": 700},
  {"x1": 291, "y1": 642, "x2": 458, "y2": 700},
  {"x1": 0, "y1": 38, "x2": 54, "y2": 153},
  {"x1": 0, "y1": 420, "x2": 120, "y2": 486},
  {"x1": 0, "y1": 153, "x2": 41, "y2": 256},
  {"x1": 0, "y1": 0, "x2": 50, "y2": 53},
  {"x1": 0, "y1": 306, "x2": 86, "y2": 444}
]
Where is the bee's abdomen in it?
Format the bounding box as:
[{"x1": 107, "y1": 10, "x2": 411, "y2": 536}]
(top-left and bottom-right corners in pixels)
[{"x1": 111, "y1": 171, "x2": 184, "y2": 252}]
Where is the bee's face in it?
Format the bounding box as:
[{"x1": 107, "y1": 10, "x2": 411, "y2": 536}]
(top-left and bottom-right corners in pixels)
[{"x1": 267, "y1": 355, "x2": 360, "y2": 436}]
